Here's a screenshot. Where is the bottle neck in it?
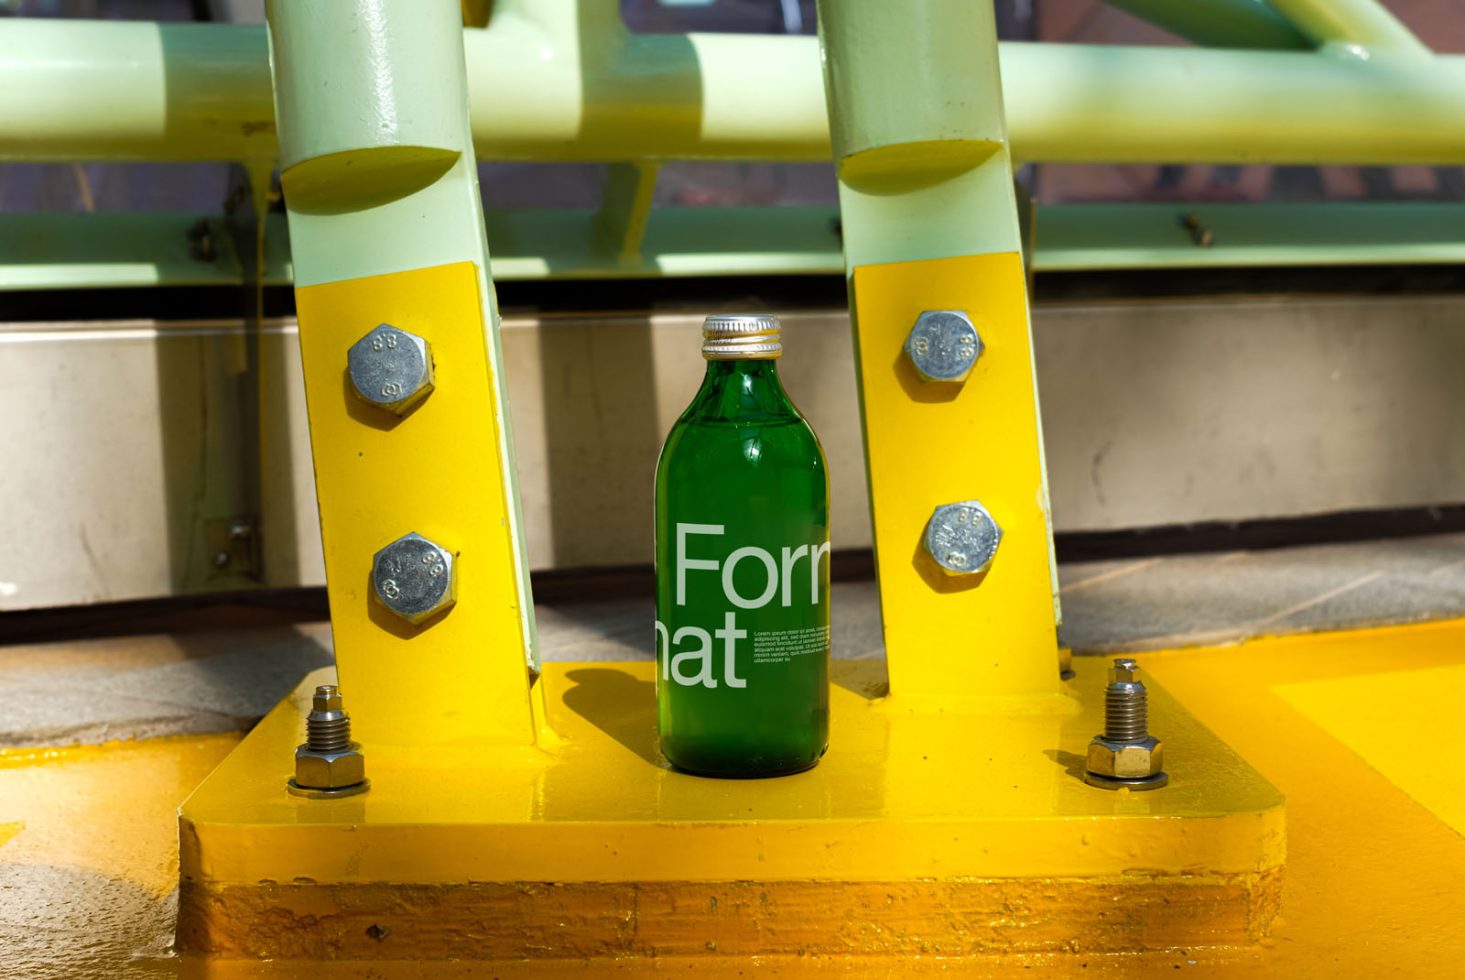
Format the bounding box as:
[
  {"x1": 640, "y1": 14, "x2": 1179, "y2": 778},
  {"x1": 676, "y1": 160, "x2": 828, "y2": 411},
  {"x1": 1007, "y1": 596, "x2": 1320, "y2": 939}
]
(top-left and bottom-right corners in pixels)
[{"x1": 684, "y1": 358, "x2": 797, "y2": 424}]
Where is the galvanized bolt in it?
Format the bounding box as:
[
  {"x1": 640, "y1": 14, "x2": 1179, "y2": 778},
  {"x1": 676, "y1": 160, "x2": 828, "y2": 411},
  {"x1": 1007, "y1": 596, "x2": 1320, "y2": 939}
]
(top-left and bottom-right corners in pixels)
[
  {"x1": 1083, "y1": 658, "x2": 1168, "y2": 791},
  {"x1": 347, "y1": 324, "x2": 434, "y2": 414},
  {"x1": 922, "y1": 500, "x2": 1001, "y2": 576},
  {"x1": 372, "y1": 532, "x2": 457, "y2": 625},
  {"x1": 287, "y1": 684, "x2": 369, "y2": 798},
  {"x1": 903, "y1": 310, "x2": 983, "y2": 383},
  {"x1": 1179, "y1": 212, "x2": 1214, "y2": 248}
]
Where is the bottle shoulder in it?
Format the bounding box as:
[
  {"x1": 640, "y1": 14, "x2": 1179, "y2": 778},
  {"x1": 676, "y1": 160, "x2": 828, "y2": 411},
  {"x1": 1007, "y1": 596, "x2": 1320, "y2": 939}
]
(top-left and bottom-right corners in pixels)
[{"x1": 657, "y1": 415, "x2": 827, "y2": 481}]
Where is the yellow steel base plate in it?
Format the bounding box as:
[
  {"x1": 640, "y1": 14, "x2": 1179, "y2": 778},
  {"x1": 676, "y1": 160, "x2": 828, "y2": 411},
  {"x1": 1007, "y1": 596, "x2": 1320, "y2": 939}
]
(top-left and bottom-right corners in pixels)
[{"x1": 178, "y1": 656, "x2": 1282, "y2": 961}]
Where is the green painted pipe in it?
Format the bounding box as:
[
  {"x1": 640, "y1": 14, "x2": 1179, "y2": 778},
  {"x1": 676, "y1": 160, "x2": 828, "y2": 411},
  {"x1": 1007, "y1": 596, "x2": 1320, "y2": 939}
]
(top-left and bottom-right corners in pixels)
[
  {"x1": 6, "y1": 202, "x2": 1465, "y2": 290},
  {"x1": 1102, "y1": 0, "x2": 1309, "y2": 50}
]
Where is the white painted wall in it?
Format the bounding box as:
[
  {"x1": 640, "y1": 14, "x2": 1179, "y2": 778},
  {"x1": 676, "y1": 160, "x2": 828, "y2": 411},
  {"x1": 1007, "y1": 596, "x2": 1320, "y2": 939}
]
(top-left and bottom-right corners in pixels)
[{"x1": 4, "y1": 294, "x2": 1463, "y2": 608}]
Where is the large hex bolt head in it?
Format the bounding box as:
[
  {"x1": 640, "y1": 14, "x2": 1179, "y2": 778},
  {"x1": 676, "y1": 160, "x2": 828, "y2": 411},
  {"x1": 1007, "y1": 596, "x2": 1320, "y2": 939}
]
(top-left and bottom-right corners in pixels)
[
  {"x1": 922, "y1": 500, "x2": 1002, "y2": 576},
  {"x1": 372, "y1": 532, "x2": 456, "y2": 624},
  {"x1": 347, "y1": 324, "x2": 434, "y2": 414},
  {"x1": 903, "y1": 310, "x2": 983, "y2": 383}
]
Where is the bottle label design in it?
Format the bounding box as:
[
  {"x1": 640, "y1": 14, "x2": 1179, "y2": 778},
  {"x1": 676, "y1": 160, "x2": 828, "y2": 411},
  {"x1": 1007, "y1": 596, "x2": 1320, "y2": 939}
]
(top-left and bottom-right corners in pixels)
[{"x1": 656, "y1": 522, "x2": 830, "y2": 690}]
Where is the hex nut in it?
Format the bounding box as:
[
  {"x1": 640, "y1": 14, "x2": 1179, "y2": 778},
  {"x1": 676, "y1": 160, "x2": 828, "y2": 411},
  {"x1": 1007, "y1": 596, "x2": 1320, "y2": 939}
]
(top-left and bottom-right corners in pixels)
[
  {"x1": 922, "y1": 500, "x2": 1002, "y2": 576},
  {"x1": 903, "y1": 310, "x2": 983, "y2": 383},
  {"x1": 347, "y1": 324, "x2": 434, "y2": 414},
  {"x1": 372, "y1": 532, "x2": 456, "y2": 625},
  {"x1": 294, "y1": 744, "x2": 367, "y2": 789},
  {"x1": 1086, "y1": 735, "x2": 1164, "y2": 779}
]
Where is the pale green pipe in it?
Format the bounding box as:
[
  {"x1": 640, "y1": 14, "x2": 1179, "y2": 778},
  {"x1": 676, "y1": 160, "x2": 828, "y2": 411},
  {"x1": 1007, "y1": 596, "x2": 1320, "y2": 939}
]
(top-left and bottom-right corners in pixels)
[
  {"x1": 1102, "y1": 0, "x2": 1309, "y2": 50},
  {"x1": 8, "y1": 203, "x2": 1465, "y2": 291},
  {"x1": 816, "y1": 0, "x2": 1063, "y2": 654},
  {"x1": 0, "y1": 19, "x2": 273, "y2": 162},
  {"x1": 461, "y1": 1, "x2": 829, "y2": 161},
  {"x1": 1002, "y1": 42, "x2": 1465, "y2": 164},
  {"x1": 267, "y1": 0, "x2": 486, "y2": 283},
  {"x1": 816, "y1": 0, "x2": 1021, "y2": 267},
  {"x1": 1265, "y1": 0, "x2": 1429, "y2": 56},
  {"x1": 269, "y1": 0, "x2": 467, "y2": 172},
  {"x1": 819, "y1": 0, "x2": 1009, "y2": 161},
  {"x1": 3, "y1": 18, "x2": 1465, "y2": 165}
]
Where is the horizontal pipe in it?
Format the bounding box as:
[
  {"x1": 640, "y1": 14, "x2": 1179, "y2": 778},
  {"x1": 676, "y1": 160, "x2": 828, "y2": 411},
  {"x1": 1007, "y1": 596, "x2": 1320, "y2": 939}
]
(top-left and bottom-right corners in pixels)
[
  {"x1": 2, "y1": 20, "x2": 1465, "y2": 165},
  {"x1": 6, "y1": 203, "x2": 1465, "y2": 291},
  {"x1": 1002, "y1": 42, "x2": 1465, "y2": 165},
  {"x1": 1036, "y1": 202, "x2": 1465, "y2": 270},
  {"x1": 0, "y1": 20, "x2": 275, "y2": 162}
]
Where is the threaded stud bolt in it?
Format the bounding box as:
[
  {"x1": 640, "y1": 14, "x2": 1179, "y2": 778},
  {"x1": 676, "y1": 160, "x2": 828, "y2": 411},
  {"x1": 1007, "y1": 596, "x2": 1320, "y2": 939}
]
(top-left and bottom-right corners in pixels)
[
  {"x1": 305, "y1": 685, "x2": 353, "y2": 751},
  {"x1": 1104, "y1": 658, "x2": 1148, "y2": 741},
  {"x1": 287, "y1": 684, "x2": 369, "y2": 798},
  {"x1": 1083, "y1": 658, "x2": 1168, "y2": 791}
]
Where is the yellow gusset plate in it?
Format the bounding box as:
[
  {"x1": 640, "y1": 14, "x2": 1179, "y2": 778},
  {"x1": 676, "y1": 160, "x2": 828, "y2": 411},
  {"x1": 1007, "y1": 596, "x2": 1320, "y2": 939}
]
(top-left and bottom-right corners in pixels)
[
  {"x1": 292, "y1": 261, "x2": 535, "y2": 747},
  {"x1": 850, "y1": 252, "x2": 1058, "y2": 700},
  {"x1": 176, "y1": 654, "x2": 1283, "y2": 959}
]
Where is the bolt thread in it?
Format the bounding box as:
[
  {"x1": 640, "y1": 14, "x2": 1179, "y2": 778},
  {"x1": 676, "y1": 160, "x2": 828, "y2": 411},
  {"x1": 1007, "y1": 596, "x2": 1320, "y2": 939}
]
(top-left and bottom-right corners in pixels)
[
  {"x1": 1105, "y1": 687, "x2": 1148, "y2": 741},
  {"x1": 306, "y1": 714, "x2": 351, "y2": 752}
]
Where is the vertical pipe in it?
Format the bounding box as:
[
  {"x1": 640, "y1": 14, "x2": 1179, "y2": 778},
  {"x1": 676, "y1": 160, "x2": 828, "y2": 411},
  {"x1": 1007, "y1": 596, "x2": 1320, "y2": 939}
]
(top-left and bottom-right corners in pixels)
[
  {"x1": 816, "y1": 0, "x2": 1060, "y2": 700},
  {"x1": 267, "y1": 0, "x2": 539, "y2": 746}
]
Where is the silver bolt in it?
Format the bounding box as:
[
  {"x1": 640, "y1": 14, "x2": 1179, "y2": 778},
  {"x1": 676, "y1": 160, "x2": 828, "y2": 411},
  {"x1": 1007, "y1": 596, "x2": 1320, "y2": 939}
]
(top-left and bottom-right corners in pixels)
[
  {"x1": 921, "y1": 500, "x2": 1001, "y2": 576},
  {"x1": 903, "y1": 310, "x2": 983, "y2": 383},
  {"x1": 1084, "y1": 658, "x2": 1167, "y2": 791},
  {"x1": 347, "y1": 324, "x2": 434, "y2": 414},
  {"x1": 287, "y1": 684, "x2": 369, "y2": 798},
  {"x1": 372, "y1": 532, "x2": 457, "y2": 625}
]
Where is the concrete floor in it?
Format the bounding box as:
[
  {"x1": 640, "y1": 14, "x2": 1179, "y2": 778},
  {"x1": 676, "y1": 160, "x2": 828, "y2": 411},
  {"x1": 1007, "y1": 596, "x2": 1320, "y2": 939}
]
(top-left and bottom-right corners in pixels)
[{"x1": 4, "y1": 532, "x2": 1465, "y2": 747}]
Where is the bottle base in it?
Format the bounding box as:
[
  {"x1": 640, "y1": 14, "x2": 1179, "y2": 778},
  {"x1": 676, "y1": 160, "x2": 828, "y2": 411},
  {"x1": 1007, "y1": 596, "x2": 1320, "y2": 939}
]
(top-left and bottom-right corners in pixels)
[{"x1": 661, "y1": 742, "x2": 828, "y2": 780}]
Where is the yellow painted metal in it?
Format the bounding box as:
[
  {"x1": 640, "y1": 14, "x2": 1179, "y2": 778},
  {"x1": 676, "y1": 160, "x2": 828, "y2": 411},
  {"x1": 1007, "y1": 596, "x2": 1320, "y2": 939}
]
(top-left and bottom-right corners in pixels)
[
  {"x1": 177, "y1": 654, "x2": 1282, "y2": 958},
  {"x1": 1276, "y1": 664, "x2": 1465, "y2": 835},
  {"x1": 293, "y1": 261, "x2": 535, "y2": 747},
  {"x1": 851, "y1": 253, "x2": 1057, "y2": 700},
  {"x1": 1138, "y1": 619, "x2": 1465, "y2": 976},
  {"x1": 21, "y1": 618, "x2": 1465, "y2": 973}
]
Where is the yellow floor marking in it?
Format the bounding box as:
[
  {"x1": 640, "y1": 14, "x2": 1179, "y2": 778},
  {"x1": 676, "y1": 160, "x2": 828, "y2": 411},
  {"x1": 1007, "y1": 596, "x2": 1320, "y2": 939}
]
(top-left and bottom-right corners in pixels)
[
  {"x1": 0, "y1": 734, "x2": 238, "y2": 896},
  {"x1": 1249, "y1": 570, "x2": 1384, "y2": 629},
  {"x1": 1143, "y1": 618, "x2": 1465, "y2": 976},
  {"x1": 1059, "y1": 557, "x2": 1161, "y2": 595},
  {"x1": 1276, "y1": 661, "x2": 1465, "y2": 836}
]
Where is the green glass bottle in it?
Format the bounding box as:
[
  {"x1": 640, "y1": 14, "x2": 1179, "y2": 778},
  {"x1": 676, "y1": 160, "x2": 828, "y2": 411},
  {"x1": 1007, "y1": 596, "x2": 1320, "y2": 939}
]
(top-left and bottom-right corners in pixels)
[{"x1": 654, "y1": 313, "x2": 830, "y2": 777}]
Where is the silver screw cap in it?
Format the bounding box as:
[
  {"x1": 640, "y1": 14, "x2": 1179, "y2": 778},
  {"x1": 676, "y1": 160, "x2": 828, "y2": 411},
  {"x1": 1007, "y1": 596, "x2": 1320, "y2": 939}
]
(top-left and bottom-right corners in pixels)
[
  {"x1": 904, "y1": 310, "x2": 983, "y2": 383},
  {"x1": 702, "y1": 313, "x2": 782, "y2": 360},
  {"x1": 347, "y1": 324, "x2": 434, "y2": 414},
  {"x1": 371, "y1": 532, "x2": 457, "y2": 624},
  {"x1": 922, "y1": 500, "x2": 1002, "y2": 576}
]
